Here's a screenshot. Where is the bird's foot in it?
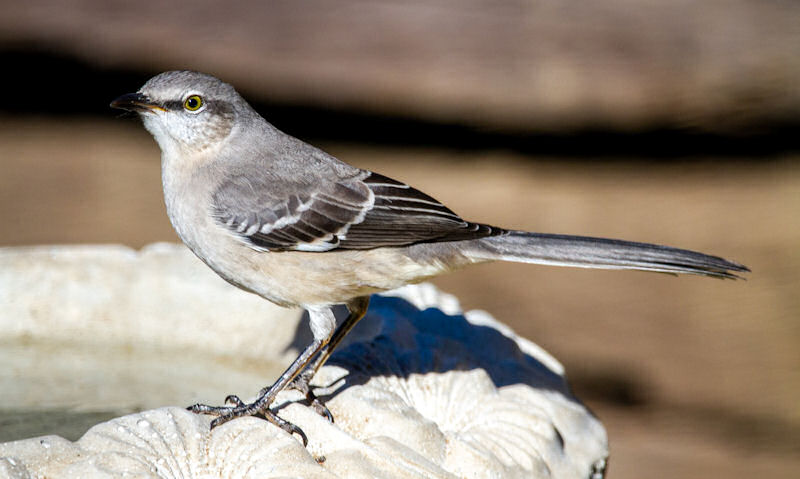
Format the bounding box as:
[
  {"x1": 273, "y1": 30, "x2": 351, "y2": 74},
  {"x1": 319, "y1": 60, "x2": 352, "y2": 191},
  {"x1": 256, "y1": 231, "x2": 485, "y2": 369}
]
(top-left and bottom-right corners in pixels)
[
  {"x1": 188, "y1": 394, "x2": 308, "y2": 446},
  {"x1": 289, "y1": 369, "x2": 334, "y2": 422}
]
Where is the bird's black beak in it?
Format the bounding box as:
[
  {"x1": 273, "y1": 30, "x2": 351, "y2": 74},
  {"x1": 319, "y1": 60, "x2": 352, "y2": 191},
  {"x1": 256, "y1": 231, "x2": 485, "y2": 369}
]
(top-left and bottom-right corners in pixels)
[{"x1": 110, "y1": 92, "x2": 164, "y2": 113}]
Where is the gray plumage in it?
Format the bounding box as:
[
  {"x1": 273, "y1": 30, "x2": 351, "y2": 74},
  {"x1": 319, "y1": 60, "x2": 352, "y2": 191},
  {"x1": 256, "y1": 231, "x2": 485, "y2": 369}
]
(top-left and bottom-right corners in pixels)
[
  {"x1": 111, "y1": 70, "x2": 748, "y2": 441},
  {"x1": 213, "y1": 169, "x2": 501, "y2": 252}
]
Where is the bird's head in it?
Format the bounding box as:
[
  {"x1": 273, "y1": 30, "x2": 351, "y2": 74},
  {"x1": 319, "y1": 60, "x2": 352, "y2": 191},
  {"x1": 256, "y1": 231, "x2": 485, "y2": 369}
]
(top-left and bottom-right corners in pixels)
[{"x1": 111, "y1": 71, "x2": 252, "y2": 157}]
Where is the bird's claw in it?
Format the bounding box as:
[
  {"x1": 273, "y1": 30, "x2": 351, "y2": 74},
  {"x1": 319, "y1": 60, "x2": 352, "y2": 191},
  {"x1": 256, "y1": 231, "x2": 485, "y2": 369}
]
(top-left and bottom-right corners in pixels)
[
  {"x1": 224, "y1": 394, "x2": 246, "y2": 407},
  {"x1": 310, "y1": 397, "x2": 334, "y2": 423},
  {"x1": 188, "y1": 396, "x2": 308, "y2": 446},
  {"x1": 289, "y1": 369, "x2": 334, "y2": 422}
]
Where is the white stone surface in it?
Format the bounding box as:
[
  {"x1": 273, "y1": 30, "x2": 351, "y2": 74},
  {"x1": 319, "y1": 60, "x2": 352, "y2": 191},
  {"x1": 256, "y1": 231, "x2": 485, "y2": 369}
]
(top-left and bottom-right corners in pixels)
[{"x1": 0, "y1": 244, "x2": 608, "y2": 478}]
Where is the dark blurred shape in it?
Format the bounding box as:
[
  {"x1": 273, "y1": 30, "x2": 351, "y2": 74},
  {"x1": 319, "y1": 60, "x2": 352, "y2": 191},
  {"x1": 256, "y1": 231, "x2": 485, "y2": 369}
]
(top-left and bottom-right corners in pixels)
[
  {"x1": 0, "y1": 47, "x2": 153, "y2": 116},
  {"x1": 1, "y1": 0, "x2": 799, "y2": 150},
  {"x1": 566, "y1": 361, "x2": 651, "y2": 408},
  {"x1": 0, "y1": 47, "x2": 797, "y2": 158}
]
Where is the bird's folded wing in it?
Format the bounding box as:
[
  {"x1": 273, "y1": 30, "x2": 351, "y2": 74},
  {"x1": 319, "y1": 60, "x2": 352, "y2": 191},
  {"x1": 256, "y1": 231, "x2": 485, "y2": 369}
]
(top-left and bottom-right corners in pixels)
[{"x1": 211, "y1": 170, "x2": 502, "y2": 252}]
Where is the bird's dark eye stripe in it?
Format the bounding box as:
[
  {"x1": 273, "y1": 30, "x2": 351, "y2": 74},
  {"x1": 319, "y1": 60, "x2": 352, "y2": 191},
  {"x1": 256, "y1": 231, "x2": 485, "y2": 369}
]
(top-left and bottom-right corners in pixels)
[{"x1": 162, "y1": 100, "x2": 185, "y2": 110}]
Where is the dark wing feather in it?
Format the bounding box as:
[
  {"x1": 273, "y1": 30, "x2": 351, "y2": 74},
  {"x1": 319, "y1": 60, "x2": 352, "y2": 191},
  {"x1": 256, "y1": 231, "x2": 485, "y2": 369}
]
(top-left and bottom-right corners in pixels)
[
  {"x1": 212, "y1": 170, "x2": 503, "y2": 252},
  {"x1": 338, "y1": 173, "x2": 503, "y2": 248}
]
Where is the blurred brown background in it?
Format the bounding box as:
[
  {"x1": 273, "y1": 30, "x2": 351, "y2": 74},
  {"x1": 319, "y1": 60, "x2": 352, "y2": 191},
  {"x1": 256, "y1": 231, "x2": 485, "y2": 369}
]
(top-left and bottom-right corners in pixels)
[{"x1": 1, "y1": 1, "x2": 798, "y2": 477}]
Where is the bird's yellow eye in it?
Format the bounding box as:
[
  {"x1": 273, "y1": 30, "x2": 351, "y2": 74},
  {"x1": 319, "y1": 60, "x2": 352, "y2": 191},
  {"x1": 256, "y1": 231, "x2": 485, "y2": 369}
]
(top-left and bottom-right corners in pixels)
[{"x1": 183, "y1": 95, "x2": 203, "y2": 111}]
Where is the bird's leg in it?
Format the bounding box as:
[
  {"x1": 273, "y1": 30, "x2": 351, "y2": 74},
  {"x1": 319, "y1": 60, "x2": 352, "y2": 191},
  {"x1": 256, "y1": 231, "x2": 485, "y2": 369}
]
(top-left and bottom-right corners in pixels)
[
  {"x1": 301, "y1": 297, "x2": 370, "y2": 382},
  {"x1": 188, "y1": 308, "x2": 338, "y2": 446},
  {"x1": 290, "y1": 296, "x2": 370, "y2": 421}
]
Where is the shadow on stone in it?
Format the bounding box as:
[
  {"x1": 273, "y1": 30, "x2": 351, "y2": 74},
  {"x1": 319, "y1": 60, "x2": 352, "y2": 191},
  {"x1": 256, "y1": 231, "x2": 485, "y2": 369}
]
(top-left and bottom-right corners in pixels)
[{"x1": 289, "y1": 294, "x2": 571, "y2": 403}]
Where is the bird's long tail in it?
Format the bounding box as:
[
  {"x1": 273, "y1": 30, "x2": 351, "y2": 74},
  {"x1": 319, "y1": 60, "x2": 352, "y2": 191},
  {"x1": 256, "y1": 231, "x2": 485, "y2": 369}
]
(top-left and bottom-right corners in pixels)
[{"x1": 468, "y1": 231, "x2": 749, "y2": 279}]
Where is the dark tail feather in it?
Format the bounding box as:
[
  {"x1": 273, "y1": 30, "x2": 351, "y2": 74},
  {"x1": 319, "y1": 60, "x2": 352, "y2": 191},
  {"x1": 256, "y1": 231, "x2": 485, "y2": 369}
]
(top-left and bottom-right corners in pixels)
[{"x1": 469, "y1": 231, "x2": 749, "y2": 279}]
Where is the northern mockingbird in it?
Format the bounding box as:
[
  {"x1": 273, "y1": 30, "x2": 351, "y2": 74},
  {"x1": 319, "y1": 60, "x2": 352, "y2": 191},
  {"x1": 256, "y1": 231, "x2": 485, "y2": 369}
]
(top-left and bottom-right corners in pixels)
[{"x1": 111, "y1": 71, "x2": 748, "y2": 444}]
